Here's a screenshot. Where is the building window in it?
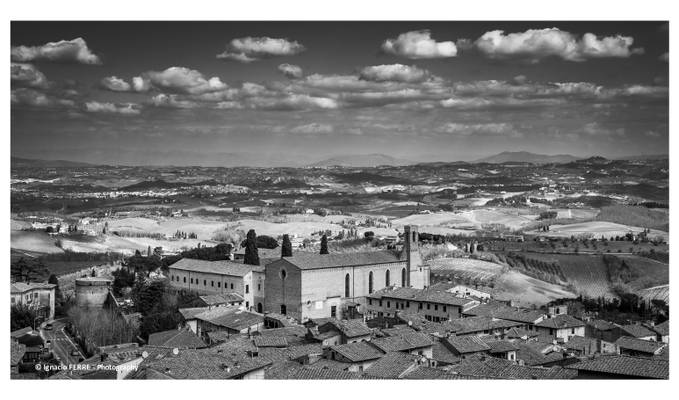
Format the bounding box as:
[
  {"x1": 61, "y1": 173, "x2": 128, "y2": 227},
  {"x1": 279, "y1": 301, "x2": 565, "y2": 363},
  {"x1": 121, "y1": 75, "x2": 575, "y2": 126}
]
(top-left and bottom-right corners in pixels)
[
  {"x1": 434, "y1": 304, "x2": 438, "y2": 311},
  {"x1": 280, "y1": 304, "x2": 287, "y2": 315},
  {"x1": 218, "y1": 282, "x2": 221, "y2": 288},
  {"x1": 368, "y1": 299, "x2": 372, "y2": 305},
  {"x1": 387, "y1": 301, "x2": 391, "y2": 308},
  {"x1": 345, "y1": 273, "x2": 351, "y2": 298},
  {"x1": 183, "y1": 277, "x2": 186, "y2": 283},
  {"x1": 190, "y1": 278, "x2": 194, "y2": 284},
  {"x1": 246, "y1": 301, "x2": 249, "y2": 309},
  {"x1": 280, "y1": 269, "x2": 287, "y2": 280},
  {"x1": 401, "y1": 268, "x2": 406, "y2": 287},
  {"x1": 443, "y1": 306, "x2": 447, "y2": 312},
  {"x1": 231, "y1": 283, "x2": 234, "y2": 290},
  {"x1": 406, "y1": 301, "x2": 410, "y2": 308},
  {"x1": 379, "y1": 300, "x2": 382, "y2": 307},
  {"x1": 418, "y1": 303, "x2": 422, "y2": 310},
  {"x1": 427, "y1": 304, "x2": 430, "y2": 310},
  {"x1": 331, "y1": 306, "x2": 337, "y2": 318},
  {"x1": 368, "y1": 271, "x2": 374, "y2": 294},
  {"x1": 211, "y1": 281, "x2": 214, "y2": 287},
  {"x1": 257, "y1": 303, "x2": 263, "y2": 313},
  {"x1": 246, "y1": 285, "x2": 249, "y2": 294},
  {"x1": 204, "y1": 280, "x2": 207, "y2": 286},
  {"x1": 385, "y1": 270, "x2": 390, "y2": 287},
  {"x1": 258, "y1": 284, "x2": 261, "y2": 291}
]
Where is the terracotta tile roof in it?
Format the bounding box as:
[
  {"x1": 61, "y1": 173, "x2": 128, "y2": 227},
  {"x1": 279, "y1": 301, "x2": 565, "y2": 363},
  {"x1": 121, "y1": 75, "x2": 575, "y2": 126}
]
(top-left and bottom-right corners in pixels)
[
  {"x1": 253, "y1": 336, "x2": 288, "y2": 348},
  {"x1": 618, "y1": 324, "x2": 657, "y2": 338},
  {"x1": 567, "y1": 355, "x2": 669, "y2": 379},
  {"x1": 142, "y1": 347, "x2": 272, "y2": 379},
  {"x1": 464, "y1": 303, "x2": 545, "y2": 324},
  {"x1": 169, "y1": 258, "x2": 258, "y2": 276},
  {"x1": 364, "y1": 352, "x2": 421, "y2": 378},
  {"x1": 178, "y1": 307, "x2": 210, "y2": 320},
  {"x1": 449, "y1": 316, "x2": 524, "y2": 335},
  {"x1": 307, "y1": 358, "x2": 352, "y2": 371},
  {"x1": 483, "y1": 339, "x2": 519, "y2": 354},
  {"x1": 265, "y1": 361, "x2": 374, "y2": 379},
  {"x1": 199, "y1": 293, "x2": 244, "y2": 306},
  {"x1": 651, "y1": 320, "x2": 669, "y2": 336},
  {"x1": 371, "y1": 286, "x2": 478, "y2": 307},
  {"x1": 147, "y1": 329, "x2": 207, "y2": 349},
  {"x1": 615, "y1": 336, "x2": 667, "y2": 354},
  {"x1": 586, "y1": 319, "x2": 616, "y2": 331},
  {"x1": 403, "y1": 366, "x2": 460, "y2": 379},
  {"x1": 370, "y1": 332, "x2": 433, "y2": 353},
  {"x1": 535, "y1": 314, "x2": 585, "y2": 329},
  {"x1": 431, "y1": 339, "x2": 461, "y2": 365},
  {"x1": 330, "y1": 341, "x2": 385, "y2": 362},
  {"x1": 505, "y1": 327, "x2": 539, "y2": 339},
  {"x1": 257, "y1": 326, "x2": 308, "y2": 345},
  {"x1": 321, "y1": 319, "x2": 372, "y2": 338},
  {"x1": 445, "y1": 335, "x2": 491, "y2": 354},
  {"x1": 451, "y1": 357, "x2": 576, "y2": 379},
  {"x1": 285, "y1": 343, "x2": 324, "y2": 360},
  {"x1": 194, "y1": 307, "x2": 264, "y2": 332},
  {"x1": 563, "y1": 336, "x2": 598, "y2": 353},
  {"x1": 269, "y1": 250, "x2": 403, "y2": 271}
]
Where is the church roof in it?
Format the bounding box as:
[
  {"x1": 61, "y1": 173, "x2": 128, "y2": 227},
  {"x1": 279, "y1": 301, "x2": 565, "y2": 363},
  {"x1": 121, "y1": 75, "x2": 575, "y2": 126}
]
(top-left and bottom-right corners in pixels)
[
  {"x1": 269, "y1": 250, "x2": 404, "y2": 270},
  {"x1": 169, "y1": 258, "x2": 263, "y2": 276}
]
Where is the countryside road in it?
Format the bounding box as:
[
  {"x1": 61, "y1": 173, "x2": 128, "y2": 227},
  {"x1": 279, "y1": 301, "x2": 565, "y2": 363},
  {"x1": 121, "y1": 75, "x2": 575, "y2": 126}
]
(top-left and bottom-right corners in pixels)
[{"x1": 41, "y1": 318, "x2": 85, "y2": 365}]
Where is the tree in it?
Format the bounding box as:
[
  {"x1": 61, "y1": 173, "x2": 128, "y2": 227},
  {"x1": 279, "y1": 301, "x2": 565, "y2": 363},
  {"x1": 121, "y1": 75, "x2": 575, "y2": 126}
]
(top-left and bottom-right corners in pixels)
[
  {"x1": 11, "y1": 257, "x2": 49, "y2": 283},
  {"x1": 11, "y1": 305, "x2": 37, "y2": 331},
  {"x1": 243, "y1": 229, "x2": 260, "y2": 266},
  {"x1": 364, "y1": 231, "x2": 375, "y2": 240},
  {"x1": 320, "y1": 235, "x2": 329, "y2": 254},
  {"x1": 281, "y1": 234, "x2": 293, "y2": 257},
  {"x1": 112, "y1": 268, "x2": 136, "y2": 297},
  {"x1": 255, "y1": 235, "x2": 279, "y2": 249}
]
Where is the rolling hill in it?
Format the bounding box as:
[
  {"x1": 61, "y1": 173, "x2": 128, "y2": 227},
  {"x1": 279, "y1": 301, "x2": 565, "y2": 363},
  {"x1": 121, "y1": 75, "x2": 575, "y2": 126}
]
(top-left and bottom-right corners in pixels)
[
  {"x1": 309, "y1": 154, "x2": 414, "y2": 168},
  {"x1": 475, "y1": 151, "x2": 580, "y2": 164},
  {"x1": 11, "y1": 157, "x2": 97, "y2": 168}
]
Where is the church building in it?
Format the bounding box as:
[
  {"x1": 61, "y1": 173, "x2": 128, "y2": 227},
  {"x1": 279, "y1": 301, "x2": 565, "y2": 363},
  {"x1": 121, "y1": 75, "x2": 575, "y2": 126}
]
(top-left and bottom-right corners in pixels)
[{"x1": 264, "y1": 225, "x2": 429, "y2": 322}]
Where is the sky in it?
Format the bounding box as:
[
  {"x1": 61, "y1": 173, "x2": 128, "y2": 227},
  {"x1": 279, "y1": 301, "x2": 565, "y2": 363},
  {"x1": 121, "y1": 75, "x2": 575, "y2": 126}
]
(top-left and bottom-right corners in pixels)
[{"x1": 10, "y1": 21, "x2": 669, "y2": 166}]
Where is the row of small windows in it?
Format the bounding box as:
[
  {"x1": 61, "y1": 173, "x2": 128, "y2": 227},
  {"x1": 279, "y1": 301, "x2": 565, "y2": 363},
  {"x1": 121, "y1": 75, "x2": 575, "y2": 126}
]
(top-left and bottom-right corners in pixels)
[
  {"x1": 366, "y1": 298, "x2": 448, "y2": 313},
  {"x1": 170, "y1": 275, "x2": 248, "y2": 291}
]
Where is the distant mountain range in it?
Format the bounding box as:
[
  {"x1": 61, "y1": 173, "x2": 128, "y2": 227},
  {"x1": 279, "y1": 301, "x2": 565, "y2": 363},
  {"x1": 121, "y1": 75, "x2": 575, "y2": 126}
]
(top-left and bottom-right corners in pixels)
[
  {"x1": 11, "y1": 157, "x2": 97, "y2": 168},
  {"x1": 474, "y1": 151, "x2": 581, "y2": 164},
  {"x1": 309, "y1": 154, "x2": 414, "y2": 168}
]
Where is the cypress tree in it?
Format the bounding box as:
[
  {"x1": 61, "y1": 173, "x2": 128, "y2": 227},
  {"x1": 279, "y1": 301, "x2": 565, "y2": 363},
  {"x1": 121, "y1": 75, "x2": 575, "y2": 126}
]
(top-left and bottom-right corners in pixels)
[
  {"x1": 244, "y1": 229, "x2": 260, "y2": 266},
  {"x1": 320, "y1": 235, "x2": 329, "y2": 255},
  {"x1": 282, "y1": 234, "x2": 293, "y2": 257}
]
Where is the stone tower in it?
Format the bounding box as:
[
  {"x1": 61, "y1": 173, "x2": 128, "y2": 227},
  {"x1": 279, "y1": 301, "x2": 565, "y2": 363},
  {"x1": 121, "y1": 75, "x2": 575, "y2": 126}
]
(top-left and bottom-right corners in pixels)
[{"x1": 404, "y1": 225, "x2": 422, "y2": 287}]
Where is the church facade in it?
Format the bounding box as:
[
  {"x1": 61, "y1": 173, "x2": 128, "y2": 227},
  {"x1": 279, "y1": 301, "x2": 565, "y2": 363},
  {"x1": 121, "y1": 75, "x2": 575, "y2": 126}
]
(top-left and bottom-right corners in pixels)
[{"x1": 264, "y1": 225, "x2": 430, "y2": 322}]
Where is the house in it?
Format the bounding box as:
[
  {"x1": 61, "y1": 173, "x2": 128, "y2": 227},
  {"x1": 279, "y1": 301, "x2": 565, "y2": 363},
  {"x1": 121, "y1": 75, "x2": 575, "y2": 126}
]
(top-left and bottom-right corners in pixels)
[
  {"x1": 10, "y1": 282, "x2": 57, "y2": 321},
  {"x1": 585, "y1": 319, "x2": 618, "y2": 342},
  {"x1": 563, "y1": 336, "x2": 617, "y2": 357},
  {"x1": 324, "y1": 341, "x2": 385, "y2": 372},
  {"x1": 444, "y1": 284, "x2": 492, "y2": 300},
  {"x1": 447, "y1": 316, "x2": 524, "y2": 337},
  {"x1": 483, "y1": 339, "x2": 519, "y2": 361},
  {"x1": 534, "y1": 314, "x2": 585, "y2": 342},
  {"x1": 615, "y1": 336, "x2": 667, "y2": 357},
  {"x1": 650, "y1": 320, "x2": 669, "y2": 343},
  {"x1": 614, "y1": 323, "x2": 657, "y2": 342},
  {"x1": 179, "y1": 306, "x2": 264, "y2": 338},
  {"x1": 443, "y1": 335, "x2": 491, "y2": 359},
  {"x1": 567, "y1": 355, "x2": 669, "y2": 379},
  {"x1": 365, "y1": 286, "x2": 479, "y2": 321},
  {"x1": 369, "y1": 331, "x2": 434, "y2": 358},
  {"x1": 147, "y1": 327, "x2": 207, "y2": 349},
  {"x1": 167, "y1": 258, "x2": 265, "y2": 313},
  {"x1": 514, "y1": 341, "x2": 565, "y2": 366},
  {"x1": 263, "y1": 312, "x2": 300, "y2": 328},
  {"x1": 264, "y1": 225, "x2": 429, "y2": 321},
  {"x1": 313, "y1": 319, "x2": 372, "y2": 345}
]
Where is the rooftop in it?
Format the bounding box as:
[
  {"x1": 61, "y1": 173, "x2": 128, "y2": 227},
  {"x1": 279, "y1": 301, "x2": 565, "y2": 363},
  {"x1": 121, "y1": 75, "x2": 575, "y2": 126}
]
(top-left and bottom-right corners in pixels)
[
  {"x1": 445, "y1": 335, "x2": 491, "y2": 354},
  {"x1": 451, "y1": 356, "x2": 576, "y2": 379},
  {"x1": 330, "y1": 341, "x2": 385, "y2": 362},
  {"x1": 269, "y1": 250, "x2": 403, "y2": 271},
  {"x1": 169, "y1": 258, "x2": 263, "y2": 276},
  {"x1": 370, "y1": 332, "x2": 433, "y2": 353},
  {"x1": 199, "y1": 293, "x2": 244, "y2": 306},
  {"x1": 147, "y1": 329, "x2": 207, "y2": 349},
  {"x1": 618, "y1": 323, "x2": 657, "y2": 338},
  {"x1": 615, "y1": 336, "x2": 667, "y2": 354},
  {"x1": 11, "y1": 281, "x2": 56, "y2": 294},
  {"x1": 363, "y1": 352, "x2": 421, "y2": 379},
  {"x1": 651, "y1": 320, "x2": 669, "y2": 336},
  {"x1": 586, "y1": 319, "x2": 616, "y2": 331},
  {"x1": 320, "y1": 319, "x2": 372, "y2": 338},
  {"x1": 464, "y1": 303, "x2": 545, "y2": 324},
  {"x1": 535, "y1": 314, "x2": 585, "y2": 329},
  {"x1": 567, "y1": 355, "x2": 669, "y2": 379}
]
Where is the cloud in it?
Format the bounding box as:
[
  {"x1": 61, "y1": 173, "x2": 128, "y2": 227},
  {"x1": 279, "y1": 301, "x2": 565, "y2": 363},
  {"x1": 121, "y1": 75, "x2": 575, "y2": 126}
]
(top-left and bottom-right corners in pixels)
[
  {"x1": 151, "y1": 94, "x2": 199, "y2": 109},
  {"x1": 11, "y1": 63, "x2": 48, "y2": 88},
  {"x1": 101, "y1": 76, "x2": 132, "y2": 92},
  {"x1": 248, "y1": 94, "x2": 339, "y2": 110},
  {"x1": 659, "y1": 52, "x2": 669, "y2": 62},
  {"x1": 132, "y1": 76, "x2": 150, "y2": 92},
  {"x1": 84, "y1": 101, "x2": 141, "y2": 115},
  {"x1": 474, "y1": 28, "x2": 643, "y2": 62},
  {"x1": 359, "y1": 64, "x2": 431, "y2": 83},
  {"x1": 11, "y1": 37, "x2": 102, "y2": 65},
  {"x1": 277, "y1": 63, "x2": 303, "y2": 79},
  {"x1": 217, "y1": 37, "x2": 305, "y2": 63},
  {"x1": 144, "y1": 67, "x2": 227, "y2": 95},
  {"x1": 290, "y1": 123, "x2": 334, "y2": 134},
  {"x1": 381, "y1": 30, "x2": 458, "y2": 59},
  {"x1": 11, "y1": 88, "x2": 74, "y2": 108},
  {"x1": 583, "y1": 122, "x2": 625, "y2": 136},
  {"x1": 437, "y1": 122, "x2": 519, "y2": 136}
]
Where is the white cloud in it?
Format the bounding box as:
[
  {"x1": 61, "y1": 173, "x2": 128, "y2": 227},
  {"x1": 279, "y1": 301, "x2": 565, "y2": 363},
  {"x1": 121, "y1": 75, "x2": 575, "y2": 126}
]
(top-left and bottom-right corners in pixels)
[
  {"x1": 359, "y1": 64, "x2": 430, "y2": 83},
  {"x1": 11, "y1": 63, "x2": 48, "y2": 88},
  {"x1": 277, "y1": 63, "x2": 303, "y2": 79},
  {"x1": 290, "y1": 123, "x2": 334, "y2": 134},
  {"x1": 101, "y1": 76, "x2": 131, "y2": 92},
  {"x1": 151, "y1": 94, "x2": 199, "y2": 109},
  {"x1": 11, "y1": 37, "x2": 102, "y2": 65},
  {"x1": 11, "y1": 88, "x2": 74, "y2": 108},
  {"x1": 475, "y1": 28, "x2": 643, "y2": 62},
  {"x1": 382, "y1": 30, "x2": 458, "y2": 59},
  {"x1": 583, "y1": 122, "x2": 625, "y2": 136},
  {"x1": 132, "y1": 76, "x2": 150, "y2": 92},
  {"x1": 437, "y1": 122, "x2": 519, "y2": 136},
  {"x1": 249, "y1": 94, "x2": 339, "y2": 110},
  {"x1": 145, "y1": 67, "x2": 227, "y2": 95},
  {"x1": 84, "y1": 101, "x2": 141, "y2": 115},
  {"x1": 217, "y1": 37, "x2": 305, "y2": 63}
]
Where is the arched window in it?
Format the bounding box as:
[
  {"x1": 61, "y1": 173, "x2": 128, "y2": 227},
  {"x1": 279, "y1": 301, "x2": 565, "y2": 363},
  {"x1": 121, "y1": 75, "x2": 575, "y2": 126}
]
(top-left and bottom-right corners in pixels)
[
  {"x1": 345, "y1": 273, "x2": 351, "y2": 298},
  {"x1": 281, "y1": 269, "x2": 287, "y2": 280},
  {"x1": 368, "y1": 271, "x2": 374, "y2": 294},
  {"x1": 401, "y1": 268, "x2": 406, "y2": 287},
  {"x1": 257, "y1": 303, "x2": 263, "y2": 313},
  {"x1": 385, "y1": 270, "x2": 390, "y2": 287}
]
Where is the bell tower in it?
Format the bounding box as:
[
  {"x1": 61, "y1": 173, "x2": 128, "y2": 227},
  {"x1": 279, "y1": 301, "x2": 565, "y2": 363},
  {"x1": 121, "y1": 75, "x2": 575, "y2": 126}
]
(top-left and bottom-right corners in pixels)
[{"x1": 403, "y1": 225, "x2": 422, "y2": 287}]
